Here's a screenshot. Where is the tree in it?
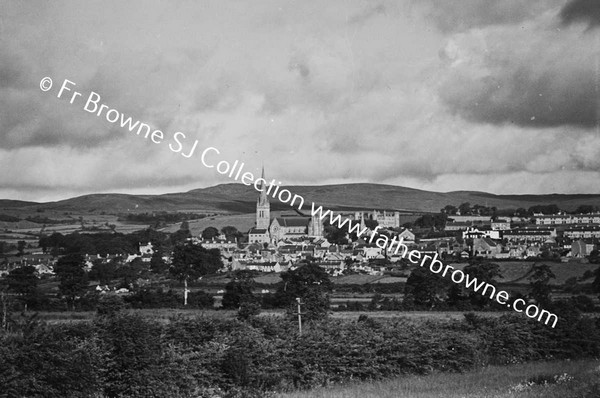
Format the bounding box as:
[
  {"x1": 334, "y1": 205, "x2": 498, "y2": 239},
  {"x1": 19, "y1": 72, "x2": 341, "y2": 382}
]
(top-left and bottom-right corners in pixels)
[
  {"x1": 324, "y1": 225, "x2": 347, "y2": 245},
  {"x1": 40, "y1": 232, "x2": 64, "y2": 255},
  {"x1": 404, "y1": 267, "x2": 449, "y2": 309},
  {"x1": 201, "y1": 226, "x2": 219, "y2": 240},
  {"x1": 458, "y1": 202, "x2": 471, "y2": 215},
  {"x1": 116, "y1": 258, "x2": 148, "y2": 288},
  {"x1": 96, "y1": 293, "x2": 126, "y2": 316},
  {"x1": 170, "y1": 241, "x2": 223, "y2": 305},
  {"x1": 463, "y1": 262, "x2": 502, "y2": 309},
  {"x1": 442, "y1": 205, "x2": 458, "y2": 215},
  {"x1": 170, "y1": 228, "x2": 191, "y2": 246},
  {"x1": 514, "y1": 208, "x2": 529, "y2": 217},
  {"x1": 413, "y1": 214, "x2": 447, "y2": 230},
  {"x1": 528, "y1": 204, "x2": 560, "y2": 215},
  {"x1": 180, "y1": 220, "x2": 190, "y2": 231},
  {"x1": 528, "y1": 264, "x2": 555, "y2": 307},
  {"x1": 221, "y1": 226, "x2": 242, "y2": 242},
  {"x1": 592, "y1": 266, "x2": 600, "y2": 295},
  {"x1": 149, "y1": 249, "x2": 168, "y2": 273},
  {"x1": 276, "y1": 263, "x2": 332, "y2": 321},
  {"x1": 17, "y1": 240, "x2": 27, "y2": 256},
  {"x1": 6, "y1": 266, "x2": 38, "y2": 309},
  {"x1": 89, "y1": 260, "x2": 117, "y2": 285},
  {"x1": 222, "y1": 271, "x2": 257, "y2": 310},
  {"x1": 364, "y1": 219, "x2": 378, "y2": 230},
  {"x1": 574, "y1": 205, "x2": 597, "y2": 214},
  {"x1": 54, "y1": 253, "x2": 89, "y2": 310}
]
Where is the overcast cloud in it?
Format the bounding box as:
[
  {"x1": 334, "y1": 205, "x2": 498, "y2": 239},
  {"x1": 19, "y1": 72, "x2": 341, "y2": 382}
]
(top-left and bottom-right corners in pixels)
[{"x1": 0, "y1": 0, "x2": 599, "y2": 201}]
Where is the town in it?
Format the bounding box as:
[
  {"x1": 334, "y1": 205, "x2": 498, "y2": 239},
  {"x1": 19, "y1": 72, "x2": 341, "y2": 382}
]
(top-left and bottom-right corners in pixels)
[{"x1": 1, "y1": 171, "x2": 599, "y2": 316}]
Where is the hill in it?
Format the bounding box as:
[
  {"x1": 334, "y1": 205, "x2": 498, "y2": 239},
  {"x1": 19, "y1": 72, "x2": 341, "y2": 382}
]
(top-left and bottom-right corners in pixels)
[{"x1": 2, "y1": 183, "x2": 600, "y2": 215}]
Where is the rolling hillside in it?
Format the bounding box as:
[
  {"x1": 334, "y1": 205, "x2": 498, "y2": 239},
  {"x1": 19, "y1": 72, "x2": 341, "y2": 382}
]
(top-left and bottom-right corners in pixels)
[{"x1": 1, "y1": 183, "x2": 600, "y2": 215}]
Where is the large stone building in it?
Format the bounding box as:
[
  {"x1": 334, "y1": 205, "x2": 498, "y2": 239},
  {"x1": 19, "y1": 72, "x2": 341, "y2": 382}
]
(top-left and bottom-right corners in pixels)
[
  {"x1": 354, "y1": 210, "x2": 401, "y2": 228},
  {"x1": 248, "y1": 168, "x2": 323, "y2": 244}
]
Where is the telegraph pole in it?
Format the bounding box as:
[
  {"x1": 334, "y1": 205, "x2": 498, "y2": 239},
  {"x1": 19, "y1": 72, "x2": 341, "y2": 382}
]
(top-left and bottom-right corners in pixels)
[{"x1": 296, "y1": 297, "x2": 303, "y2": 335}]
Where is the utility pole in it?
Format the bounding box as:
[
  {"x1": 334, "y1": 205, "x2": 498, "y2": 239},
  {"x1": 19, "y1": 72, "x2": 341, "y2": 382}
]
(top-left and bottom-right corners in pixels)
[
  {"x1": 296, "y1": 297, "x2": 303, "y2": 336},
  {"x1": 183, "y1": 278, "x2": 189, "y2": 306}
]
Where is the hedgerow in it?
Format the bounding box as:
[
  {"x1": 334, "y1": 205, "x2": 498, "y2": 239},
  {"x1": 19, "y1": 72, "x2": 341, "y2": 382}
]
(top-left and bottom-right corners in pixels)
[{"x1": 1, "y1": 309, "x2": 599, "y2": 397}]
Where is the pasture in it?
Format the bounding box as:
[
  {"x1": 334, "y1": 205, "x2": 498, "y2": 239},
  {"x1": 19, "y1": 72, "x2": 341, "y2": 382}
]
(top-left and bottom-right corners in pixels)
[{"x1": 277, "y1": 359, "x2": 600, "y2": 398}]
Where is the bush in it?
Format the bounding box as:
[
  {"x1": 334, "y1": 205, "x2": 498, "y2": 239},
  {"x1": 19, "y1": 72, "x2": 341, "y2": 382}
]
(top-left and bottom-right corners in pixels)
[
  {"x1": 124, "y1": 288, "x2": 214, "y2": 309},
  {"x1": 2, "y1": 310, "x2": 600, "y2": 396},
  {"x1": 237, "y1": 301, "x2": 261, "y2": 321},
  {"x1": 96, "y1": 293, "x2": 126, "y2": 316}
]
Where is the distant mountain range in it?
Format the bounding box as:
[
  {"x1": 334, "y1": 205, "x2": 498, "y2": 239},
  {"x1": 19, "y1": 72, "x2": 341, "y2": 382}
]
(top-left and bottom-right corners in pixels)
[{"x1": 2, "y1": 183, "x2": 600, "y2": 214}]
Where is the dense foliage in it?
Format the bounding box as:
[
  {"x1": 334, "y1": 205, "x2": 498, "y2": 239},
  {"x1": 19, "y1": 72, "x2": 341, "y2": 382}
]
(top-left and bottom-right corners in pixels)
[
  {"x1": 1, "y1": 306, "x2": 599, "y2": 398},
  {"x1": 39, "y1": 230, "x2": 170, "y2": 256}
]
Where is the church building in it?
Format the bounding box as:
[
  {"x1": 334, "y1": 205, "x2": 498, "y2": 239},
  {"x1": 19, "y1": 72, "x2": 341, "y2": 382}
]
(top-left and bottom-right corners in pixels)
[{"x1": 248, "y1": 168, "x2": 323, "y2": 244}]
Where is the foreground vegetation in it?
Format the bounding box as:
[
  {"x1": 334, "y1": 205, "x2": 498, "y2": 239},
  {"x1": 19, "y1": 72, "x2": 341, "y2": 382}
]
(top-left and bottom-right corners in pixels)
[
  {"x1": 278, "y1": 359, "x2": 600, "y2": 398},
  {"x1": 1, "y1": 304, "x2": 600, "y2": 398}
]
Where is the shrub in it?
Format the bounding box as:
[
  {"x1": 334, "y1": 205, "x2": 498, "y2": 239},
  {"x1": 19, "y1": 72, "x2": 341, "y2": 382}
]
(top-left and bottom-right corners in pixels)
[
  {"x1": 96, "y1": 293, "x2": 126, "y2": 316},
  {"x1": 237, "y1": 301, "x2": 261, "y2": 321}
]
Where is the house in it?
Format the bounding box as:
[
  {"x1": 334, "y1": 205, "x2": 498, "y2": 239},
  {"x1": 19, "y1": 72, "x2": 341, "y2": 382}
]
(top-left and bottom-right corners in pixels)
[
  {"x1": 571, "y1": 239, "x2": 597, "y2": 257},
  {"x1": 138, "y1": 242, "x2": 154, "y2": 255},
  {"x1": 447, "y1": 215, "x2": 491, "y2": 223},
  {"x1": 197, "y1": 236, "x2": 238, "y2": 252},
  {"x1": 362, "y1": 247, "x2": 385, "y2": 259},
  {"x1": 564, "y1": 225, "x2": 600, "y2": 239},
  {"x1": 397, "y1": 228, "x2": 415, "y2": 241},
  {"x1": 525, "y1": 246, "x2": 541, "y2": 258},
  {"x1": 535, "y1": 213, "x2": 600, "y2": 225},
  {"x1": 503, "y1": 227, "x2": 555, "y2": 243},
  {"x1": 463, "y1": 226, "x2": 500, "y2": 240},
  {"x1": 243, "y1": 261, "x2": 288, "y2": 273},
  {"x1": 472, "y1": 238, "x2": 502, "y2": 258},
  {"x1": 445, "y1": 221, "x2": 473, "y2": 231},
  {"x1": 491, "y1": 219, "x2": 511, "y2": 230},
  {"x1": 248, "y1": 228, "x2": 270, "y2": 244}
]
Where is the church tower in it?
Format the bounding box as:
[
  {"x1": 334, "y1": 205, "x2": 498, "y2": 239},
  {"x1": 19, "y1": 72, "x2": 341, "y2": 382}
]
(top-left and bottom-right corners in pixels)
[
  {"x1": 256, "y1": 167, "x2": 270, "y2": 230},
  {"x1": 309, "y1": 213, "x2": 324, "y2": 238}
]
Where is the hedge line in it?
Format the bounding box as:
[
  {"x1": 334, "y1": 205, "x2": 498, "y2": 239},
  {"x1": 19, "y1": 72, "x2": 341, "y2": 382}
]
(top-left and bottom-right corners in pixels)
[{"x1": 1, "y1": 309, "x2": 599, "y2": 398}]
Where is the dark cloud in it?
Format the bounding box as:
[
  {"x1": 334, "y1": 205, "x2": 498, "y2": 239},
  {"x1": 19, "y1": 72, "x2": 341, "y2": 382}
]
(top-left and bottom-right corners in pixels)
[
  {"x1": 561, "y1": 0, "x2": 600, "y2": 28},
  {"x1": 441, "y1": 66, "x2": 598, "y2": 128},
  {"x1": 439, "y1": 15, "x2": 598, "y2": 129},
  {"x1": 418, "y1": 0, "x2": 561, "y2": 33}
]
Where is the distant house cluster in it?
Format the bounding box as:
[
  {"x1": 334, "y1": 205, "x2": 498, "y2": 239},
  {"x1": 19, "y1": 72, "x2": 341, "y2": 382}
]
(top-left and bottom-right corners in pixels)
[{"x1": 443, "y1": 212, "x2": 600, "y2": 260}]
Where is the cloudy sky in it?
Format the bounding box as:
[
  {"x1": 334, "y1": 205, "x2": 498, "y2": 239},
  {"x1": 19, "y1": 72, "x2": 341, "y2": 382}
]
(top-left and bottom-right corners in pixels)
[{"x1": 1, "y1": 0, "x2": 599, "y2": 201}]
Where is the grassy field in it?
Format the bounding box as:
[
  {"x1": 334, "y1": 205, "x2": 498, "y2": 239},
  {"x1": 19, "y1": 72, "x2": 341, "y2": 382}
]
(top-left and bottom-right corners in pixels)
[
  {"x1": 26, "y1": 309, "x2": 528, "y2": 325},
  {"x1": 277, "y1": 359, "x2": 600, "y2": 398}
]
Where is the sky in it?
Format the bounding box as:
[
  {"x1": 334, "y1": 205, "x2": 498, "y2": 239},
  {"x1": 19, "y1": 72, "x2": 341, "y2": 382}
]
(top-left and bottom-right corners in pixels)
[{"x1": 1, "y1": 0, "x2": 599, "y2": 201}]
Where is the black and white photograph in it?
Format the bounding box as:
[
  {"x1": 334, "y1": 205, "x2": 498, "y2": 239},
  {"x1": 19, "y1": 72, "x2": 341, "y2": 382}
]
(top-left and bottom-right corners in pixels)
[{"x1": 1, "y1": 1, "x2": 600, "y2": 397}]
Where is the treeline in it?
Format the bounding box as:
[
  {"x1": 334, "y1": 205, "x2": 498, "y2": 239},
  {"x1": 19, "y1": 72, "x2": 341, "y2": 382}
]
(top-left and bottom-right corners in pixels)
[
  {"x1": 39, "y1": 229, "x2": 169, "y2": 256},
  {"x1": 119, "y1": 212, "x2": 210, "y2": 224},
  {"x1": 0, "y1": 214, "x2": 68, "y2": 224},
  {"x1": 1, "y1": 308, "x2": 599, "y2": 397}
]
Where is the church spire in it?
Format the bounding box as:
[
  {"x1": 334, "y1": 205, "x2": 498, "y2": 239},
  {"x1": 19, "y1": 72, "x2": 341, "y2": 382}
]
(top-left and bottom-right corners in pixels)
[
  {"x1": 258, "y1": 165, "x2": 268, "y2": 206},
  {"x1": 256, "y1": 166, "x2": 270, "y2": 229}
]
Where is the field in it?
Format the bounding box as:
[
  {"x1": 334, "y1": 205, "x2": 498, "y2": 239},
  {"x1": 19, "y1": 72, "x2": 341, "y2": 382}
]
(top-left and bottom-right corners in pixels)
[
  {"x1": 27, "y1": 309, "x2": 505, "y2": 324},
  {"x1": 278, "y1": 359, "x2": 600, "y2": 398}
]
